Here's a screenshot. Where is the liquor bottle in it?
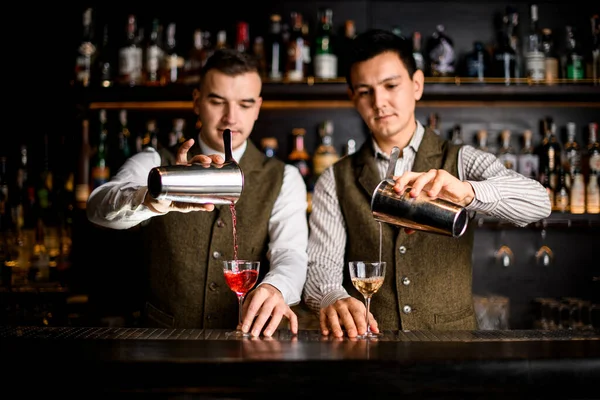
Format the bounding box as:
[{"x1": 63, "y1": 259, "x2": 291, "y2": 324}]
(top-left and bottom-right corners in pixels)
[
  {"x1": 538, "y1": 117, "x2": 561, "y2": 190},
  {"x1": 253, "y1": 36, "x2": 267, "y2": 78},
  {"x1": 518, "y1": 129, "x2": 540, "y2": 180},
  {"x1": 267, "y1": 14, "x2": 284, "y2": 81},
  {"x1": 426, "y1": 113, "x2": 440, "y2": 135},
  {"x1": 569, "y1": 168, "x2": 585, "y2": 214},
  {"x1": 74, "y1": 8, "x2": 96, "y2": 87},
  {"x1": 0, "y1": 156, "x2": 9, "y2": 229},
  {"x1": 185, "y1": 29, "x2": 209, "y2": 84},
  {"x1": 425, "y1": 25, "x2": 455, "y2": 77},
  {"x1": 492, "y1": 10, "x2": 518, "y2": 85},
  {"x1": 553, "y1": 166, "x2": 569, "y2": 213},
  {"x1": 345, "y1": 139, "x2": 357, "y2": 156},
  {"x1": 476, "y1": 129, "x2": 489, "y2": 153},
  {"x1": 95, "y1": 24, "x2": 114, "y2": 88},
  {"x1": 497, "y1": 130, "x2": 517, "y2": 170},
  {"x1": 450, "y1": 124, "x2": 463, "y2": 145},
  {"x1": 166, "y1": 118, "x2": 186, "y2": 156},
  {"x1": 587, "y1": 15, "x2": 599, "y2": 85},
  {"x1": 541, "y1": 165, "x2": 554, "y2": 210},
  {"x1": 312, "y1": 120, "x2": 340, "y2": 178},
  {"x1": 564, "y1": 25, "x2": 585, "y2": 81},
  {"x1": 563, "y1": 122, "x2": 581, "y2": 188},
  {"x1": 463, "y1": 41, "x2": 489, "y2": 82},
  {"x1": 261, "y1": 137, "x2": 278, "y2": 158},
  {"x1": 287, "y1": 128, "x2": 311, "y2": 185},
  {"x1": 75, "y1": 119, "x2": 92, "y2": 210},
  {"x1": 91, "y1": 109, "x2": 110, "y2": 190},
  {"x1": 235, "y1": 21, "x2": 250, "y2": 53},
  {"x1": 161, "y1": 23, "x2": 183, "y2": 85},
  {"x1": 541, "y1": 28, "x2": 559, "y2": 85},
  {"x1": 215, "y1": 30, "x2": 228, "y2": 50},
  {"x1": 109, "y1": 110, "x2": 131, "y2": 175},
  {"x1": 412, "y1": 32, "x2": 425, "y2": 72},
  {"x1": 314, "y1": 8, "x2": 338, "y2": 80},
  {"x1": 586, "y1": 170, "x2": 600, "y2": 214},
  {"x1": 524, "y1": 4, "x2": 545, "y2": 83},
  {"x1": 145, "y1": 18, "x2": 164, "y2": 86},
  {"x1": 286, "y1": 12, "x2": 307, "y2": 82},
  {"x1": 118, "y1": 14, "x2": 143, "y2": 86},
  {"x1": 586, "y1": 122, "x2": 600, "y2": 176},
  {"x1": 143, "y1": 120, "x2": 159, "y2": 150},
  {"x1": 337, "y1": 20, "x2": 357, "y2": 79}
]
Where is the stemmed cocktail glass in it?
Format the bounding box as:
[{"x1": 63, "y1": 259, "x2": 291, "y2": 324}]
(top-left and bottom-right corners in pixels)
[
  {"x1": 349, "y1": 261, "x2": 386, "y2": 339},
  {"x1": 223, "y1": 260, "x2": 260, "y2": 337}
]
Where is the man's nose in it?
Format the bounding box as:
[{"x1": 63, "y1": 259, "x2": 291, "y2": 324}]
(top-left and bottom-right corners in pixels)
[
  {"x1": 222, "y1": 104, "x2": 237, "y2": 124},
  {"x1": 371, "y1": 88, "x2": 388, "y2": 111}
]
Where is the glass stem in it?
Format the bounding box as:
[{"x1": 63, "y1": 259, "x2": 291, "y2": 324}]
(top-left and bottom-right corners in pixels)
[
  {"x1": 365, "y1": 296, "x2": 372, "y2": 334},
  {"x1": 238, "y1": 294, "x2": 245, "y2": 329}
]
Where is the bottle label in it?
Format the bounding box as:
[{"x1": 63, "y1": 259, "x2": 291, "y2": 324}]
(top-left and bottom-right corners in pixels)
[
  {"x1": 567, "y1": 56, "x2": 584, "y2": 80},
  {"x1": 544, "y1": 57, "x2": 558, "y2": 84},
  {"x1": 314, "y1": 54, "x2": 338, "y2": 79},
  {"x1": 517, "y1": 154, "x2": 539, "y2": 179},
  {"x1": 525, "y1": 51, "x2": 545, "y2": 81},
  {"x1": 589, "y1": 153, "x2": 600, "y2": 173}
]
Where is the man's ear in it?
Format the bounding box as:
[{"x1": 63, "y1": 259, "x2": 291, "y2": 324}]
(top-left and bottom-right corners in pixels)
[
  {"x1": 412, "y1": 69, "x2": 425, "y2": 101},
  {"x1": 192, "y1": 88, "x2": 200, "y2": 115},
  {"x1": 346, "y1": 86, "x2": 354, "y2": 100}
]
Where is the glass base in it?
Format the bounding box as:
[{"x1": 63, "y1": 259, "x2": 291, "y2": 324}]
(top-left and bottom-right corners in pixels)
[
  {"x1": 356, "y1": 330, "x2": 383, "y2": 340},
  {"x1": 225, "y1": 329, "x2": 251, "y2": 338}
]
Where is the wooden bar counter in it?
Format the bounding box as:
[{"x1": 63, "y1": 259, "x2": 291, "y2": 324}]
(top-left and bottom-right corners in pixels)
[{"x1": 1, "y1": 326, "x2": 599, "y2": 398}]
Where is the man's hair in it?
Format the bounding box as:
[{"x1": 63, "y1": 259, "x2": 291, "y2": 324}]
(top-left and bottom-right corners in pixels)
[
  {"x1": 200, "y1": 48, "x2": 260, "y2": 80},
  {"x1": 344, "y1": 29, "x2": 417, "y2": 91}
]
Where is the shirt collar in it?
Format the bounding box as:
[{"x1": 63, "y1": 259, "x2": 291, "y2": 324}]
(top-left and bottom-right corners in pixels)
[
  {"x1": 372, "y1": 120, "x2": 425, "y2": 160},
  {"x1": 197, "y1": 134, "x2": 248, "y2": 162}
]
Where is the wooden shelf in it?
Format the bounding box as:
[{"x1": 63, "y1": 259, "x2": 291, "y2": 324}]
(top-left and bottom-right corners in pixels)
[
  {"x1": 475, "y1": 212, "x2": 600, "y2": 230},
  {"x1": 71, "y1": 79, "x2": 600, "y2": 111}
]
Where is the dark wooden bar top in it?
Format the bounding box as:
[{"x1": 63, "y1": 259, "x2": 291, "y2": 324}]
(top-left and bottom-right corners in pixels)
[{"x1": 1, "y1": 326, "x2": 599, "y2": 399}]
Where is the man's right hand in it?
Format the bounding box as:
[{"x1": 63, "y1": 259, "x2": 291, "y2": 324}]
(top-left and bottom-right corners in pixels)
[
  {"x1": 143, "y1": 138, "x2": 225, "y2": 214},
  {"x1": 319, "y1": 297, "x2": 380, "y2": 338}
]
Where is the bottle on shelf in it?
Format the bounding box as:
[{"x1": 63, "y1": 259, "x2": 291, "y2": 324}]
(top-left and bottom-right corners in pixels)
[
  {"x1": 450, "y1": 124, "x2": 463, "y2": 145},
  {"x1": 286, "y1": 12, "x2": 308, "y2": 82},
  {"x1": 287, "y1": 128, "x2": 311, "y2": 186},
  {"x1": 91, "y1": 109, "x2": 110, "y2": 190},
  {"x1": 524, "y1": 4, "x2": 545, "y2": 83},
  {"x1": 425, "y1": 24, "x2": 456, "y2": 77},
  {"x1": 75, "y1": 119, "x2": 92, "y2": 210},
  {"x1": 541, "y1": 28, "x2": 559, "y2": 85},
  {"x1": 553, "y1": 166, "x2": 569, "y2": 213},
  {"x1": 563, "y1": 122, "x2": 581, "y2": 189},
  {"x1": 118, "y1": 14, "x2": 143, "y2": 87},
  {"x1": 235, "y1": 21, "x2": 250, "y2": 53},
  {"x1": 518, "y1": 129, "x2": 540, "y2": 180},
  {"x1": 313, "y1": 8, "x2": 337, "y2": 80},
  {"x1": 95, "y1": 24, "x2": 114, "y2": 87},
  {"x1": 586, "y1": 170, "x2": 600, "y2": 214},
  {"x1": 345, "y1": 139, "x2": 357, "y2": 156},
  {"x1": 185, "y1": 29, "x2": 209, "y2": 84},
  {"x1": 569, "y1": 168, "x2": 585, "y2": 214},
  {"x1": 161, "y1": 23, "x2": 183, "y2": 85},
  {"x1": 426, "y1": 113, "x2": 441, "y2": 136},
  {"x1": 497, "y1": 129, "x2": 517, "y2": 170},
  {"x1": 144, "y1": 18, "x2": 164, "y2": 86},
  {"x1": 463, "y1": 41, "x2": 489, "y2": 82},
  {"x1": 112, "y1": 110, "x2": 132, "y2": 172},
  {"x1": 587, "y1": 14, "x2": 599, "y2": 85},
  {"x1": 492, "y1": 8, "x2": 518, "y2": 85},
  {"x1": 476, "y1": 129, "x2": 489, "y2": 153},
  {"x1": 538, "y1": 117, "x2": 561, "y2": 190},
  {"x1": 312, "y1": 120, "x2": 340, "y2": 179},
  {"x1": 563, "y1": 25, "x2": 585, "y2": 81},
  {"x1": 261, "y1": 137, "x2": 278, "y2": 158},
  {"x1": 267, "y1": 14, "x2": 284, "y2": 81},
  {"x1": 74, "y1": 8, "x2": 96, "y2": 87},
  {"x1": 412, "y1": 32, "x2": 425, "y2": 72},
  {"x1": 585, "y1": 122, "x2": 600, "y2": 178},
  {"x1": 337, "y1": 20, "x2": 357, "y2": 78}
]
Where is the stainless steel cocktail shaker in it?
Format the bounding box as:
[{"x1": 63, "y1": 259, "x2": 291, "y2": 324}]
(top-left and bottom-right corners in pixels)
[
  {"x1": 147, "y1": 129, "x2": 244, "y2": 205},
  {"x1": 371, "y1": 146, "x2": 469, "y2": 238}
]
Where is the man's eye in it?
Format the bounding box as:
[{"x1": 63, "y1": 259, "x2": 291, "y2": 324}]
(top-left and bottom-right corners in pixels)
[
  {"x1": 386, "y1": 84, "x2": 398, "y2": 90},
  {"x1": 240, "y1": 104, "x2": 252, "y2": 109},
  {"x1": 358, "y1": 91, "x2": 369, "y2": 96}
]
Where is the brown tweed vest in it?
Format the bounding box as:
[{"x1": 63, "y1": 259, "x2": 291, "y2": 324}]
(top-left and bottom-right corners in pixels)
[
  {"x1": 140, "y1": 140, "x2": 285, "y2": 328},
  {"x1": 333, "y1": 128, "x2": 477, "y2": 330}
]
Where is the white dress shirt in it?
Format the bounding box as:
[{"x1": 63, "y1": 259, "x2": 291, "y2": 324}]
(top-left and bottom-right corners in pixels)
[
  {"x1": 304, "y1": 121, "x2": 552, "y2": 312},
  {"x1": 87, "y1": 137, "x2": 309, "y2": 306}
]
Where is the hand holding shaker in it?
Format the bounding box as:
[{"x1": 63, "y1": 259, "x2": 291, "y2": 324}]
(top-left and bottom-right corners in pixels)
[
  {"x1": 371, "y1": 146, "x2": 469, "y2": 238},
  {"x1": 147, "y1": 129, "x2": 244, "y2": 205}
]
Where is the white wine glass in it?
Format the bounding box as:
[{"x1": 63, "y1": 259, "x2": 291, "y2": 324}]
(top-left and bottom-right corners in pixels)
[
  {"x1": 349, "y1": 261, "x2": 386, "y2": 339},
  {"x1": 223, "y1": 260, "x2": 260, "y2": 337}
]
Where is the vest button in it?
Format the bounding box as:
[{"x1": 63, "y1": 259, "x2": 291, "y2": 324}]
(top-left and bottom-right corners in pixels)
[
  {"x1": 209, "y1": 282, "x2": 218, "y2": 291},
  {"x1": 402, "y1": 305, "x2": 412, "y2": 314},
  {"x1": 398, "y1": 246, "x2": 407, "y2": 254},
  {"x1": 212, "y1": 251, "x2": 221, "y2": 259},
  {"x1": 402, "y1": 276, "x2": 410, "y2": 286},
  {"x1": 217, "y1": 219, "x2": 225, "y2": 228}
]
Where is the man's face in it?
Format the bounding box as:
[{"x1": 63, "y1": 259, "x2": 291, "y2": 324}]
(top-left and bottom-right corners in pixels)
[
  {"x1": 348, "y1": 51, "x2": 424, "y2": 151},
  {"x1": 193, "y1": 70, "x2": 263, "y2": 152}
]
